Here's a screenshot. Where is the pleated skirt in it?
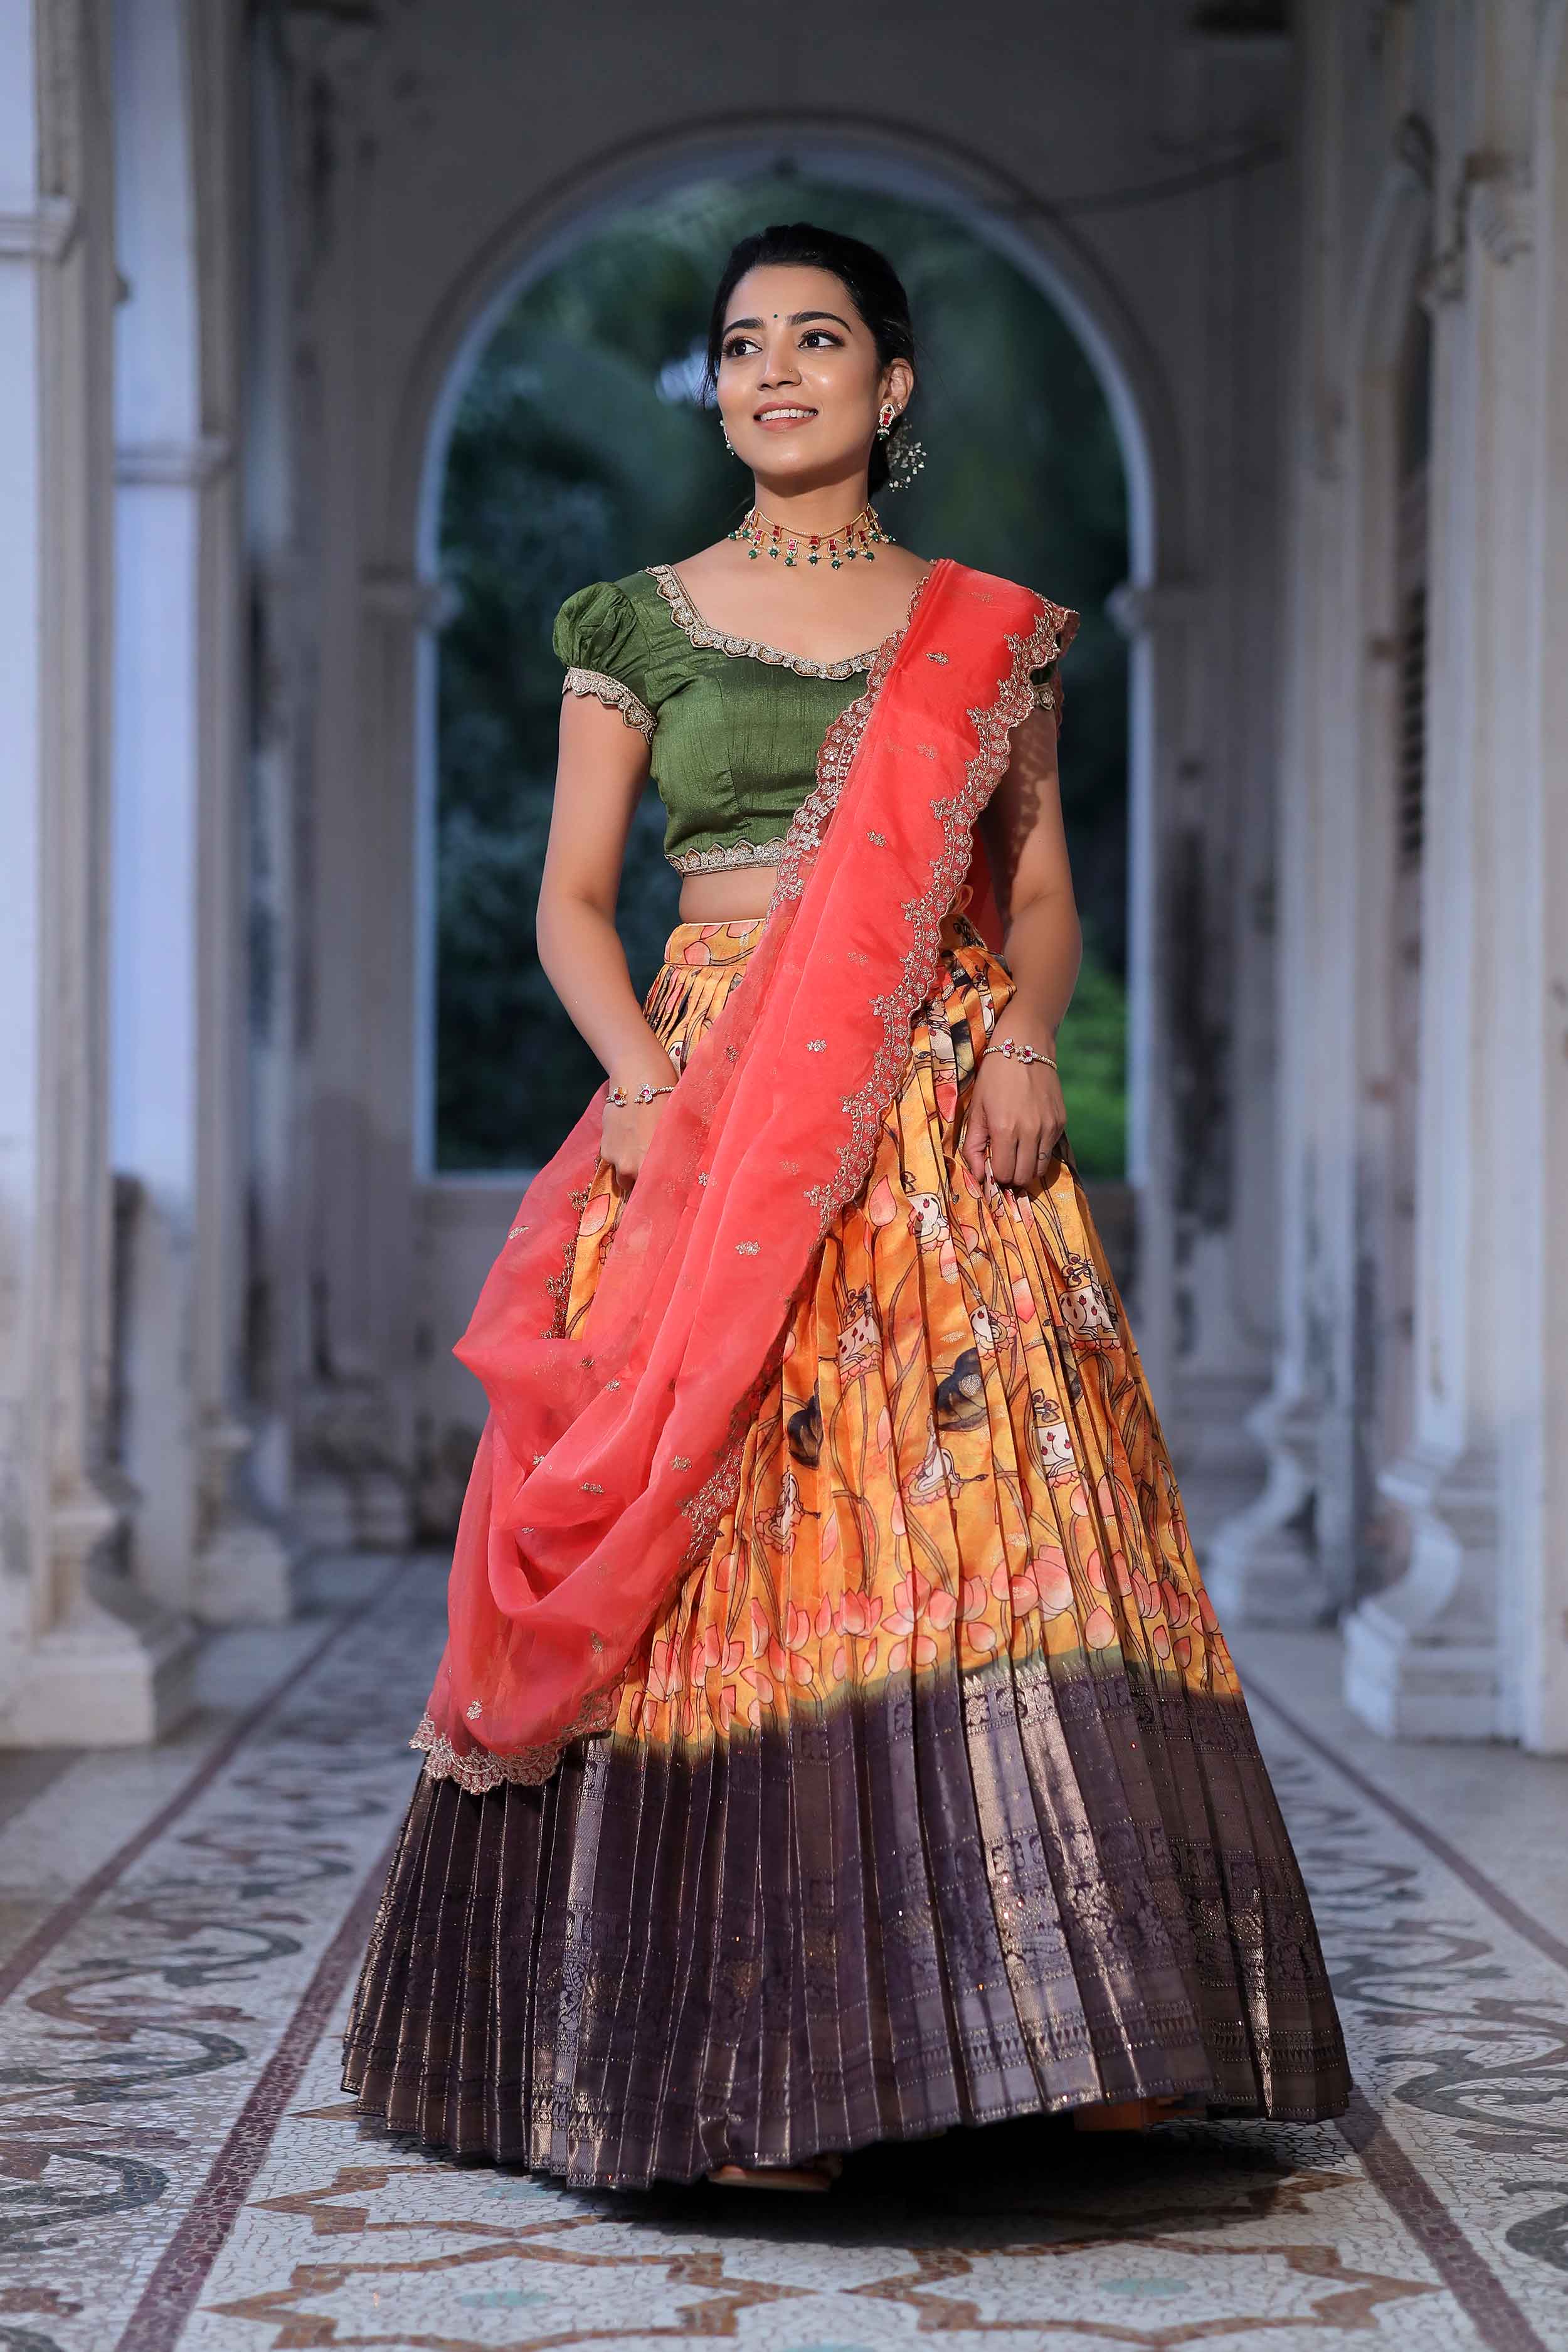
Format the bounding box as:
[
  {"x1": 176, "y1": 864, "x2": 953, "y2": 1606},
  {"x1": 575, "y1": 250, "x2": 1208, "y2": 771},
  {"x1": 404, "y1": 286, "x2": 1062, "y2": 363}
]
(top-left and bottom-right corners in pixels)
[{"x1": 342, "y1": 913, "x2": 1350, "y2": 2186}]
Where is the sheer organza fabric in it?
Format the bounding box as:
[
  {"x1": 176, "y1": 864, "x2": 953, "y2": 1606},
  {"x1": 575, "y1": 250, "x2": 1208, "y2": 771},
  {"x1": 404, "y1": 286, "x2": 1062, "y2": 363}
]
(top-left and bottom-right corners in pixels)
[{"x1": 417, "y1": 561, "x2": 1078, "y2": 1789}]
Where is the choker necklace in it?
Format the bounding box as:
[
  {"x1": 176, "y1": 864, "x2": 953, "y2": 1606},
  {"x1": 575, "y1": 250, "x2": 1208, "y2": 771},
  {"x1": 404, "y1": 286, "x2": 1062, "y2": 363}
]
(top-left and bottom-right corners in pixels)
[{"x1": 728, "y1": 501, "x2": 893, "y2": 568}]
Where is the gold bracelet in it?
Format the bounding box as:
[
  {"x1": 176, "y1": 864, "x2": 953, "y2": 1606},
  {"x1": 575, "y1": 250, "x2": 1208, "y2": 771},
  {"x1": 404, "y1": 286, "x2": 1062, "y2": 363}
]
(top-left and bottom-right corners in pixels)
[
  {"x1": 992, "y1": 1037, "x2": 1057, "y2": 1071},
  {"x1": 606, "y1": 1081, "x2": 675, "y2": 1108}
]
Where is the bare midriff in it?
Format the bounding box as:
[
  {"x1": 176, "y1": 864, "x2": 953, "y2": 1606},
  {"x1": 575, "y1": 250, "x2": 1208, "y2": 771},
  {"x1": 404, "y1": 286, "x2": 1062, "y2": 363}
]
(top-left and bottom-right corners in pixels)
[{"x1": 677, "y1": 866, "x2": 780, "y2": 925}]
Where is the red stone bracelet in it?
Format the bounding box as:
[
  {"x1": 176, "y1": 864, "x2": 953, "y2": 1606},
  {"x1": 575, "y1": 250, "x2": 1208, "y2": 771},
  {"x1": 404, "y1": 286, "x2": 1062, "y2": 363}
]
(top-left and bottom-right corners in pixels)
[
  {"x1": 606, "y1": 1081, "x2": 675, "y2": 1108},
  {"x1": 992, "y1": 1037, "x2": 1058, "y2": 1071}
]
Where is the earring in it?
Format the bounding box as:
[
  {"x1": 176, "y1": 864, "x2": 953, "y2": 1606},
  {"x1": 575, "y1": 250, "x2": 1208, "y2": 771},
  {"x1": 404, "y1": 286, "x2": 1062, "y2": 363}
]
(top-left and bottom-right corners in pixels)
[
  {"x1": 877, "y1": 398, "x2": 926, "y2": 490},
  {"x1": 885, "y1": 432, "x2": 927, "y2": 490},
  {"x1": 721, "y1": 419, "x2": 738, "y2": 457}
]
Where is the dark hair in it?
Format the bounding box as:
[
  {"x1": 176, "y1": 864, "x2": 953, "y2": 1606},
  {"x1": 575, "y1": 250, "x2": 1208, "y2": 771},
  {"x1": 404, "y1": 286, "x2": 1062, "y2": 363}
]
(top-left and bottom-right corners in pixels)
[{"x1": 704, "y1": 221, "x2": 916, "y2": 495}]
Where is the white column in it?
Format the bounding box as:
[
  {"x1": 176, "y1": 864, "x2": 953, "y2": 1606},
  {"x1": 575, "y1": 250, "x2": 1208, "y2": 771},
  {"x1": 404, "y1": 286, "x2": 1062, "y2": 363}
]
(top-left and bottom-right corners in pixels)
[
  {"x1": 1163, "y1": 51, "x2": 1292, "y2": 1550},
  {"x1": 1205, "y1": 1, "x2": 1345, "y2": 1628},
  {"x1": 1204, "y1": 450, "x2": 1336, "y2": 1626},
  {"x1": 278, "y1": 9, "x2": 415, "y2": 1555},
  {"x1": 238, "y1": 8, "x2": 413, "y2": 1558},
  {"x1": 109, "y1": 0, "x2": 290, "y2": 1623},
  {"x1": 1515, "y1": 6, "x2": 1568, "y2": 1753},
  {"x1": 1345, "y1": 14, "x2": 1534, "y2": 1739},
  {"x1": 240, "y1": 18, "x2": 305, "y2": 1536},
  {"x1": 1108, "y1": 579, "x2": 1199, "y2": 1422},
  {"x1": 0, "y1": 0, "x2": 194, "y2": 1744}
]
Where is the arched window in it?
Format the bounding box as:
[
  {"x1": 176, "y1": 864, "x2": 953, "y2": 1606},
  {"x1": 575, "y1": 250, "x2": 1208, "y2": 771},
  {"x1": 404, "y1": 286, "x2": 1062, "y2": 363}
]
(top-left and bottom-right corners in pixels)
[{"x1": 422, "y1": 174, "x2": 1131, "y2": 1182}]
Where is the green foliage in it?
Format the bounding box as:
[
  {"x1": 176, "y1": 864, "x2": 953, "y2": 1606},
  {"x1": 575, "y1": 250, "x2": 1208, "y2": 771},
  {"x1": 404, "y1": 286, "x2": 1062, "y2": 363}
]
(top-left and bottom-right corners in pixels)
[
  {"x1": 434, "y1": 172, "x2": 1128, "y2": 1175},
  {"x1": 1059, "y1": 936, "x2": 1129, "y2": 1180}
]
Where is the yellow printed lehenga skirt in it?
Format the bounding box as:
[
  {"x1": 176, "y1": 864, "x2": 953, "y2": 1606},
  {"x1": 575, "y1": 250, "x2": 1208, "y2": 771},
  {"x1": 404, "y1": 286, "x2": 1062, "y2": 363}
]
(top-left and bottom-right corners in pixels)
[{"x1": 344, "y1": 912, "x2": 1350, "y2": 2185}]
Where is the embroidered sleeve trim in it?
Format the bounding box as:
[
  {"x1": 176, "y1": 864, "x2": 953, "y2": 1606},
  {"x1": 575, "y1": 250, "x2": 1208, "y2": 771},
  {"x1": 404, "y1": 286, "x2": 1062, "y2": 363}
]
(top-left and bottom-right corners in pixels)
[{"x1": 563, "y1": 665, "x2": 656, "y2": 743}]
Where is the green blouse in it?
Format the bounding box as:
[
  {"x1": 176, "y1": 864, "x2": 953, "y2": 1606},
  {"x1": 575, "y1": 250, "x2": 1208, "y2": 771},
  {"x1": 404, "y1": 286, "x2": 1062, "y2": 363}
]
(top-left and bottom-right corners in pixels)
[{"x1": 553, "y1": 565, "x2": 1059, "y2": 874}]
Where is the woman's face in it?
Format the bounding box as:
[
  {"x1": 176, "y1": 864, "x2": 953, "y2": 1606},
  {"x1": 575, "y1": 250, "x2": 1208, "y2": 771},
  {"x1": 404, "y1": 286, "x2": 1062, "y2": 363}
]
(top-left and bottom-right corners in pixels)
[{"x1": 714, "y1": 263, "x2": 913, "y2": 492}]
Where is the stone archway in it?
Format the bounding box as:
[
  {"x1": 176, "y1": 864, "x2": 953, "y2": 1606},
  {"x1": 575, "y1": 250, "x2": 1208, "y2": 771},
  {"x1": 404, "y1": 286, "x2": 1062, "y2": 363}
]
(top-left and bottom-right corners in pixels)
[
  {"x1": 391, "y1": 116, "x2": 1184, "y2": 585},
  {"x1": 374, "y1": 119, "x2": 1198, "y2": 1514}
]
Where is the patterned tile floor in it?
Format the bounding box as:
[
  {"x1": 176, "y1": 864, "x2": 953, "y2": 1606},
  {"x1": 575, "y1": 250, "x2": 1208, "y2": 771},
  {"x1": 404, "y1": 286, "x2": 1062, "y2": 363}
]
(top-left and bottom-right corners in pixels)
[{"x1": 1, "y1": 1554, "x2": 1565, "y2": 2352}]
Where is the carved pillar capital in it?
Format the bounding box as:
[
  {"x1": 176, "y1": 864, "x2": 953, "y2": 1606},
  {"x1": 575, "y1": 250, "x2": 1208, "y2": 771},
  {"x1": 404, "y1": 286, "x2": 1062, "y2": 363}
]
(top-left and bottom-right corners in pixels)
[
  {"x1": 115, "y1": 434, "x2": 234, "y2": 487},
  {"x1": 361, "y1": 564, "x2": 459, "y2": 632},
  {"x1": 1106, "y1": 578, "x2": 1201, "y2": 640},
  {"x1": 0, "y1": 198, "x2": 80, "y2": 262},
  {"x1": 1424, "y1": 150, "x2": 1534, "y2": 308}
]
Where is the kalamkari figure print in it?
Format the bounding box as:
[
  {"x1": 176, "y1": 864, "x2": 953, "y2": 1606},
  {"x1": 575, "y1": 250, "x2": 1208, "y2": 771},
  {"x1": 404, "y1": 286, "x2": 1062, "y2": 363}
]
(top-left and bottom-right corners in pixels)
[{"x1": 344, "y1": 561, "x2": 1350, "y2": 2189}]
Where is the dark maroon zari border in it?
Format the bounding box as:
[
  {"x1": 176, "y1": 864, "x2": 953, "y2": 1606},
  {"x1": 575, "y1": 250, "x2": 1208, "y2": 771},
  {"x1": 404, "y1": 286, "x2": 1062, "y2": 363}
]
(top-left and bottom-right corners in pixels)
[{"x1": 346, "y1": 1655, "x2": 1349, "y2": 2190}]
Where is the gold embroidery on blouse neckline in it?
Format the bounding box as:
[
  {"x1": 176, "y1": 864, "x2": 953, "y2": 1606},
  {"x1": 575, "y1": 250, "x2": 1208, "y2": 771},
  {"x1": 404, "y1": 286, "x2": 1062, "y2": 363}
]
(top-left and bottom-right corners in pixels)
[
  {"x1": 647, "y1": 563, "x2": 882, "y2": 680},
  {"x1": 647, "y1": 564, "x2": 937, "y2": 870}
]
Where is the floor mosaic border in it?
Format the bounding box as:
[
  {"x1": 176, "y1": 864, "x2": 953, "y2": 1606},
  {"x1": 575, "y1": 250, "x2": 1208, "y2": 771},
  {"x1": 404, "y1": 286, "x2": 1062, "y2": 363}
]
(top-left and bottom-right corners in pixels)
[{"x1": 0, "y1": 1565, "x2": 1562, "y2": 2352}]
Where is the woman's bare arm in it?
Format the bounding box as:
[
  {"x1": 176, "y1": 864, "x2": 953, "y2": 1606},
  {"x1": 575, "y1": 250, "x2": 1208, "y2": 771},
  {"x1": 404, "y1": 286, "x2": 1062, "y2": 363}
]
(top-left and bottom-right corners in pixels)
[
  {"x1": 963, "y1": 706, "x2": 1082, "y2": 1187},
  {"x1": 535, "y1": 696, "x2": 676, "y2": 1180}
]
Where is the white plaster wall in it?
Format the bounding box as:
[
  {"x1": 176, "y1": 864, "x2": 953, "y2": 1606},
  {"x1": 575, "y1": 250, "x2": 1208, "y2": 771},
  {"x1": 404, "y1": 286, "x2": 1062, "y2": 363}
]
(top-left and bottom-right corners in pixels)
[
  {"x1": 277, "y1": 0, "x2": 1294, "y2": 1537},
  {"x1": 109, "y1": 0, "x2": 289, "y2": 1624},
  {"x1": 0, "y1": 0, "x2": 196, "y2": 1742},
  {"x1": 16, "y1": 0, "x2": 1561, "y2": 1756},
  {"x1": 1522, "y1": 0, "x2": 1568, "y2": 1751},
  {"x1": 1221, "y1": 0, "x2": 1568, "y2": 1749},
  {"x1": 0, "y1": 0, "x2": 48, "y2": 1642}
]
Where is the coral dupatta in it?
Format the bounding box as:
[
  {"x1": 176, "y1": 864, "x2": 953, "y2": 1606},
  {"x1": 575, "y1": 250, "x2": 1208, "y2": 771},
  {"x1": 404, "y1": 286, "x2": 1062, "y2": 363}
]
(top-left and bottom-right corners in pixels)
[{"x1": 417, "y1": 559, "x2": 1077, "y2": 1789}]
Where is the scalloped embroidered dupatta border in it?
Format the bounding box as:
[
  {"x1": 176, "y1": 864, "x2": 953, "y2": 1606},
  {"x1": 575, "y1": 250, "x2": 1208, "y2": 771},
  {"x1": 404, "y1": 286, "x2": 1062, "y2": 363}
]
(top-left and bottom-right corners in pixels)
[{"x1": 415, "y1": 561, "x2": 1076, "y2": 1791}]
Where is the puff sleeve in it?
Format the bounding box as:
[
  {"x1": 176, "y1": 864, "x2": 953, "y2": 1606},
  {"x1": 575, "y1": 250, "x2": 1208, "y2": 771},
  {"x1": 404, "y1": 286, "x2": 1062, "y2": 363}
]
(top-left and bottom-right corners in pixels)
[{"x1": 553, "y1": 581, "x2": 657, "y2": 745}]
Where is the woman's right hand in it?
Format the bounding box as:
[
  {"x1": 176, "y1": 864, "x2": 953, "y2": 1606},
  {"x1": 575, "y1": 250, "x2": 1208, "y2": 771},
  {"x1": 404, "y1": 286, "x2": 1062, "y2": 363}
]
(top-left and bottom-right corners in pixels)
[{"x1": 600, "y1": 1052, "x2": 680, "y2": 1186}]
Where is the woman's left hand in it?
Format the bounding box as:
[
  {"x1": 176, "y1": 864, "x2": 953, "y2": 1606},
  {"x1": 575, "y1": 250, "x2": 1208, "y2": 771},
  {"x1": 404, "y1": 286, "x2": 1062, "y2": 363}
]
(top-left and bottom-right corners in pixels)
[{"x1": 961, "y1": 1038, "x2": 1067, "y2": 1190}]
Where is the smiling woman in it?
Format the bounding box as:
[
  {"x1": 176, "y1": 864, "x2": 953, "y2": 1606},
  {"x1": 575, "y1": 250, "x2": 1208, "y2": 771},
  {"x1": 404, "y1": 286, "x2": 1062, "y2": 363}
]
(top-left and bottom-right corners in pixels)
[
  {"x1": 345, "y1": 216, "x2": 1350, "y2": 2194},
  {"x1": 677, "y1": 235, "x2": 931, "y2": 757},
  {"x1": 625, "y1": 233, "x2": 940, "y2": 930},
  {"x1": 712, "y1": 226, "x2": 922, "y2": 502},
  {"x1": 426, "y1": 174, "x2": 1131, "y2": 1177}
]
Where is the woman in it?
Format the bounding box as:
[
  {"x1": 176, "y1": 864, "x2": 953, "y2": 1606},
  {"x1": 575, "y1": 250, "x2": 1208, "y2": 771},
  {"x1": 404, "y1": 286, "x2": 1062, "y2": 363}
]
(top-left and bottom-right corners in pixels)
[{"x1": 344, "y1": 223, "x2": 1349, "y2": 2193}]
